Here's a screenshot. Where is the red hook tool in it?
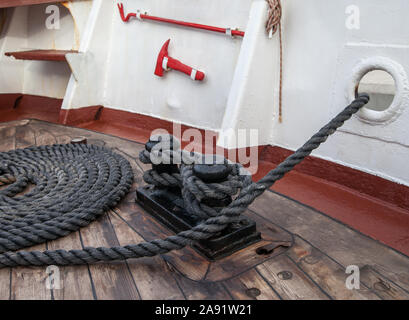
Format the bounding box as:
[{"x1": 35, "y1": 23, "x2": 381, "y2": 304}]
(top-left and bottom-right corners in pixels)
[
  {"x1": 155, "y1": 39, "x2": 205, "y2": 81},
  {"x1": 117, "y1": 3, "x2": 245, "y2": 37}
]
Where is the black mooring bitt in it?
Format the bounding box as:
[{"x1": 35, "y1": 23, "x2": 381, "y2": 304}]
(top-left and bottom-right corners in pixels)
[{"x1": 136, "y1": 186, "x2": 261, "y2": 260}]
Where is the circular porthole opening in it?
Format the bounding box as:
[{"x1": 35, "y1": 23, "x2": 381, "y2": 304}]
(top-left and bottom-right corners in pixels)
[{"x1": 355, "y1": 69, "x2": 396, "y2": 112}]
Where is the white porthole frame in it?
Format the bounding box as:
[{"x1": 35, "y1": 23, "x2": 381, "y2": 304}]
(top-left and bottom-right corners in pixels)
[{"x1": 348, "y1": 56, "x2": 409, "y2": 125}]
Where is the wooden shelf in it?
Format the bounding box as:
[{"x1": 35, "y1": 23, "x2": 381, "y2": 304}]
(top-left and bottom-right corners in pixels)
[
  {"x1": 5, "y1": 49, "x2": 78, "y2": 61},
  {"x1": 0, "y1": 0, "x2": 66, "y2": 9}
]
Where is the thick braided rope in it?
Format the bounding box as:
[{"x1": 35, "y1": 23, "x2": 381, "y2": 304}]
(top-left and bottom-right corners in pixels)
[
  {"x1": 0, "y1": 94, "x2": 369, "y2": 267},
  {"x1": 140, "y1": 152, "x2": 249, "y2": 220}
]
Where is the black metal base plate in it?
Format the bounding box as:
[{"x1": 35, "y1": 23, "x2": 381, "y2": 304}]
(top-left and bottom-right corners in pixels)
[{"x1": 136, "y1": 186, "x2": 261, "y2": 261}]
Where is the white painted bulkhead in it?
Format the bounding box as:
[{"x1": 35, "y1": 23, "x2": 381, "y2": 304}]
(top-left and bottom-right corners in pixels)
[
  {"x1": 0, "y1": 0, "x2": 408, "y2": 187},
  {"x1": 0, "y1": 1, "x2": 93, "y2": 98}
]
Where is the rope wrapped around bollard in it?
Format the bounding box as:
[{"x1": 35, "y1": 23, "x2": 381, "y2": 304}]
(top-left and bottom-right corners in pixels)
[{"x1": 0, "y1": 94, "x2": 369, "y2": 267}]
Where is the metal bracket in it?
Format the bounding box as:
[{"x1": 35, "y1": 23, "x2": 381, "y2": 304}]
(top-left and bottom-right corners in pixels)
[{"x1": 136, "y1": 186, "x2": 261, "y2": 260}]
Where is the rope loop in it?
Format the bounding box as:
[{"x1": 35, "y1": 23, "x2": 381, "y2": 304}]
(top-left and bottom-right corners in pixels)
[
  {"x1": 140, "y1": 138, "x2": 252, "y2": 220},
  {"x1": 266, "y1": 0, "x2": 282, "y2": 36}
]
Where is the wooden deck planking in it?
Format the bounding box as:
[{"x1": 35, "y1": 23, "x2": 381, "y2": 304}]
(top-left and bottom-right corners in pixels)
[
  {"x1": 224, "y1": 269, "x2": 281, "y2": 300},
  {"x1": 250, "y1": 191, "x2": 409, "y2": 291},
  {"x1": 10, "y1": 244, "x2": 51, "y2": 300},
  {"x1": 0, "y1": 126, "x2": 15, "y2": 152},
  {"x1": 47, "y1": 232, "x2": 95, "y2": 300},
  {"x1": 0, "y1": 268, "x2": 10, "y2": 300},
  {"x1": 286, "y1": 236, "x2": 380, "y2": 300},
  {"x1": 0, "y1": 119, "x2": 408, "y2": 300},
  {"x1": 170, "y1": 272, "x2": 233, "y2": 300},
  {"x1": 15, "y1": 124, "x2": 36, "y2": 149},
  {"x1": 79, "y1": 213, "x2": 140, "y2": 300},
  {"x1": 256, "y1": 255, "x2": 330, "y2": 300},
  {"x1": 359, "y1": 265, "x2": 409, "y2": 300},
  {"x1": 108, "y1": 211, "x2": 185, "y2": 300}
]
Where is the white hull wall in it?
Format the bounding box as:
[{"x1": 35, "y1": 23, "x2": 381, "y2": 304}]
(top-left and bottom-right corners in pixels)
[
  {"x1": 268, "y1": 0, "x2": 409, "y2": 187},
  {"x1": 102, "y1": 0, "x2": 253, "y2": 130}
]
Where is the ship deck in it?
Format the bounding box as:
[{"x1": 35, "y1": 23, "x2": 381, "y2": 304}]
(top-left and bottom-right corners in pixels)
[{"x1": 0, "y1": 119, "x2": 408, "y2": 300}]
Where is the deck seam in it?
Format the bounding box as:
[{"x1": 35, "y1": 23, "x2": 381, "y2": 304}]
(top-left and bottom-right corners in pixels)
[
  {"x1": 46, "y1": 241, "x2": 54, "y2": 301},
  {"x1": 106, "y1": 212, "x2": 142, "y2": 300},
  {"x1": 219, "y1": 281, "x2": 235, "y2": 300},
  {"x1": 170, "y1": 272, "x2": 188, "y2": 300},
  {"x1": 110, "y1": 209, "x2": 187, "y2": 299},
  {"x1": 8, "y1": 268, "x2": 11, "y2": 300},
  {"x1": 254, "y1": 268, "x2": 283, "y2": 300},
  {"x1": 366, "y1": 265, "x2": 409, "y2": 295},
  {"x1": 285, "y1": 253, "x2": 333, "y2": 300},
  {"x1": 294, "y1": 235, "x2": 384, "y2": 300},
  {"x1": 248, "y1": 208, "x2": 383, "y2": 299},
  {"x1": 78, "y1": 230, "x2": 98, "y2": 300}
]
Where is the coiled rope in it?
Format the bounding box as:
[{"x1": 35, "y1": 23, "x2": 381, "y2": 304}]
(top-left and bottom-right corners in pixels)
[{"x1": 0, "y1": 94, "x2": 369, "y2": 268}]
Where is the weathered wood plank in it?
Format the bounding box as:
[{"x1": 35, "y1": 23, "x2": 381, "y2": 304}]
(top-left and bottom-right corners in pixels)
[
  {"x1": 223, "y1": 269, "x2": 280, "y2": 300},
  {"x1": 359, "y1": 265, "x2": 409, "y2": 300},
  {"x1": 15, "y1": 125, "x2": 35, "y2": 149},
  {"x1": 10, "y1": 245, "x2": 51, "y2": 300},
  {"x1": 0, "y1": 269, "x2": 10, "y2": 300},
  {"x1": 54, "y1": 134, "x2": 72, "y2": 145},
  {"x1": 0, "y1": 120, "x2": 30, "y2": 130},
  {"x1": 287, "y1": 236, "x2": 380, "y2": 300},
  {"x1": 204, "y1": 240, "x2": 285, "y2": 283},
  {"x1": 35, "y1": 129, "x2": 57, "y2": 146},
  {"x1": 108, "y1": 211, "x2": 184, "y2": 300},
  {"x1": 112, "y1": 199, "x2": 231, "y2": 300},
  {"x1": 250, "y1": 191, "x2": 409, "y2": 291},
  {"x1": 79, "y1": 213, "x2": 140, "y2": 300},
  {"x1": 47, "y1": 232, "x2": 95, "y2": 300},
  {"x1": 169, "y1": 267, "x2": 232, "y2": 300},
  {"x1": 256, "y1": 255, "x2": 330, "y2": 300},
  {"x1": 0, "y1": 126, "x2": 15, "y2": 152}
]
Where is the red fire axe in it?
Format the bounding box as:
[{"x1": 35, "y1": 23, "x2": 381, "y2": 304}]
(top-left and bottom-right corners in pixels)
[{"x1": 154, "y1": 39, "x2": 205, "y2": 81}]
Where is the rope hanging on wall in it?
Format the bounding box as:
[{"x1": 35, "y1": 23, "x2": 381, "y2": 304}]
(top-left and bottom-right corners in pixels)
[
  {"x1": 0, "y1": 94, "x2": 369, "y2": 268},
  {"x1": 266, "y1": 0, "x2": 283, "y2": 122}
]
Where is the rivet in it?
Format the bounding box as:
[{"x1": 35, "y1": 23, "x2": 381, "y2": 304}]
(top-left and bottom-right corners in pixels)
[
  {"x1": 374, "y1": 281, "x2": 391, "y2": 292},
  {"x1": 277, "y1": 270, "x2": 293, "y2": 280},
  {"x1": 245, "y1": 288, "x2": 261, "y2": 298},
  {"x1": 303, "y1": 254, "x2": 319, "y2": 265}
]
